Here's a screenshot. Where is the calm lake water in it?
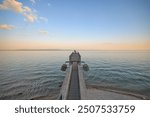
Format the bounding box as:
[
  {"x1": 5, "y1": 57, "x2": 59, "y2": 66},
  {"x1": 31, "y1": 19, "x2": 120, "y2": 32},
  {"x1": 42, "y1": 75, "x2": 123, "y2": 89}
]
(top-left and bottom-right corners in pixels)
[{"x1": 0, "y1": 51, "x2": 150, "y2": 99}]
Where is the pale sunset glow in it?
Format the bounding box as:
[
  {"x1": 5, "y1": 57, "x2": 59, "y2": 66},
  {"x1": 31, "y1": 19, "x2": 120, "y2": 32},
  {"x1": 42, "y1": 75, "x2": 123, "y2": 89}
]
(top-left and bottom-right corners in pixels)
[{"x1": 0, "y1": 0, "x2": 150, "y2": 50}]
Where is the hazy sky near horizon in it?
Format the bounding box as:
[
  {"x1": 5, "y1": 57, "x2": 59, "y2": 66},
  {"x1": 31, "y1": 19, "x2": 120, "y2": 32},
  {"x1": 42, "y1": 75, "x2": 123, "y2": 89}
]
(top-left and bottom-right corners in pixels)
[{"x1": 0, "y1": 0, "x2": 150, "y2": 50}]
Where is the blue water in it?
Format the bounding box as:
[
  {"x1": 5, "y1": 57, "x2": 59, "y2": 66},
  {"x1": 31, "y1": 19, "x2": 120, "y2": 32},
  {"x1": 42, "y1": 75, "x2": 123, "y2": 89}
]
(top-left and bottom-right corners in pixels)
[{"x1": 0, "y1": 51, "x2": 150, "y2": 99}]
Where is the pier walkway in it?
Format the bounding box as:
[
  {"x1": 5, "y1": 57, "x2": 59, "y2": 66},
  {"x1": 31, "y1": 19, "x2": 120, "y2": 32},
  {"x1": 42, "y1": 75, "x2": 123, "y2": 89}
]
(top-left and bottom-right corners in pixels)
[{"x1": 67, "y1": 62, "x2": 80, "y2": 100}]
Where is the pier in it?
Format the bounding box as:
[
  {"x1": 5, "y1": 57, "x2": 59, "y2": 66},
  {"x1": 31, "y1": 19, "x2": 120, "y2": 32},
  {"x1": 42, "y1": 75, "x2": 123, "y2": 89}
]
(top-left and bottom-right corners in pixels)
[{"x1": 59, "y1": 50, "x2": 87, "y2": 100}]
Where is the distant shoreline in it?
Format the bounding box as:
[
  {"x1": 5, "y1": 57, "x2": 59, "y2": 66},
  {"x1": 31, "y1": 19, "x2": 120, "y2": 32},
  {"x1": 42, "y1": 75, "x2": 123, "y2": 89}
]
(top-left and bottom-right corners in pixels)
[{"x1": 0, "y1": 49, "x2": 72, "y2": 51}]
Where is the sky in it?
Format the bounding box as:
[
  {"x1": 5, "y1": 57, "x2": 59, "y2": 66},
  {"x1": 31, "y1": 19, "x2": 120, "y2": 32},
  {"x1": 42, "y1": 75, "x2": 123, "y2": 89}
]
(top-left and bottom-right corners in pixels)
[{"x1": 0, "y1": 0, "x2": 150, "y2": 50}]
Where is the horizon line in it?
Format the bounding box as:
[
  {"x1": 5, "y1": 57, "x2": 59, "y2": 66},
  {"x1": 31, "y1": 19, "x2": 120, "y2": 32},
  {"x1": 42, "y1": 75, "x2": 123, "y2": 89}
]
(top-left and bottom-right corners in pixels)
[{"x1": 0, "y1": 49, "x2": 150, "y2": 51}]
